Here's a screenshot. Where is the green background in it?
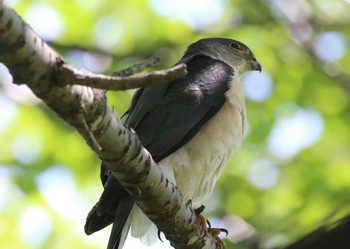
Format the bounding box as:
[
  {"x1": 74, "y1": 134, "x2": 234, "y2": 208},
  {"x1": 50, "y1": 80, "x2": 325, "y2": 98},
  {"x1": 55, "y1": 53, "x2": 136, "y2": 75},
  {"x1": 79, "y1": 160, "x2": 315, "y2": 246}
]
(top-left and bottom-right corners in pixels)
[{"x1": 1, "y1": 0, "x2": 350, "y2": 248}]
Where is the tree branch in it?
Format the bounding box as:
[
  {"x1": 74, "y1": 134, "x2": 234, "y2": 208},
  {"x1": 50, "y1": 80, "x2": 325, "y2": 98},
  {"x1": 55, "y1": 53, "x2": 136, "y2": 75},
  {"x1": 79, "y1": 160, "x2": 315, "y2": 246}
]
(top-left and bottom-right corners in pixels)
[
  {"x1": 60, "y1": 62, "x2": 187, "y2": 91},
  {"x1": 0, "y1": 1, "x2": 220, "y2": 248},
  {"x1": 112, "y1": 54, "x2": 160, "y2": 76}
]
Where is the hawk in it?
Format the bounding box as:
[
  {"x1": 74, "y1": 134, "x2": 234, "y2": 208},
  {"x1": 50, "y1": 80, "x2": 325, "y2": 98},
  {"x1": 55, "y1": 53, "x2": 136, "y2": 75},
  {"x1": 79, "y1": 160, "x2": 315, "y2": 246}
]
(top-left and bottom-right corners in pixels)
[{"x1": 85, "y1": 37, "x2": 261, "y2": 249}]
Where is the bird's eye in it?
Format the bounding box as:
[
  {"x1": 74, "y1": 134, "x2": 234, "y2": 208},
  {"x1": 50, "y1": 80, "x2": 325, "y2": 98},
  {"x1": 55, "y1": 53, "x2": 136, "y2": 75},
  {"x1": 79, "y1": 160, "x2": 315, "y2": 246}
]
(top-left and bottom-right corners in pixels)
[{"x1": 230, "y1": 42, "x2": 242, "y2": 50}]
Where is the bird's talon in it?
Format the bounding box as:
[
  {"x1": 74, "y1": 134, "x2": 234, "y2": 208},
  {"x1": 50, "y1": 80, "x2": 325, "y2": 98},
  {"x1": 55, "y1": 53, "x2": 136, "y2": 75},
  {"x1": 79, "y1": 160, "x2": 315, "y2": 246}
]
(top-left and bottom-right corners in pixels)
[
  {"x1": 208, "y1": 227, "x2": 228, "y2": 237},
  {"x1": 220, "y1": 228, "x2": 228, "y2": 237},
  {"x1": 189, "y1": 201, "x2": 227, "y2": 248},
  {"x1": 206, "y1": 219, "x2": 212, "y2": 229},
  {"x1": 194, "y1": 204, "x2": 205, "y2": 215},
  {"x1": 157, "y1": 230, "x2": 164, "y2": 242},
  {"x1": 208, "y1": 227, "x2": 228, "y2": 249}
]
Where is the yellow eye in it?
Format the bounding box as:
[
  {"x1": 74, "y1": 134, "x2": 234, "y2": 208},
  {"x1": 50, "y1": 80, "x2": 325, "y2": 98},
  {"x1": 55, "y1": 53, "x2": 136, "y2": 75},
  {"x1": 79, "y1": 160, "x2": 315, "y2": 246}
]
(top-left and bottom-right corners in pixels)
[{"x1": 230, "y1": 42, "x2": 243, "y2": 50}]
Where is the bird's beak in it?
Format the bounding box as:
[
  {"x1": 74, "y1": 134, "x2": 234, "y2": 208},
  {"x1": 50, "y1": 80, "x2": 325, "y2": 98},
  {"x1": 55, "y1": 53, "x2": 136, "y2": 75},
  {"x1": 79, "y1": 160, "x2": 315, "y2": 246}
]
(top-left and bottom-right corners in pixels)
[{"x1": 250, "y1": 60, "x2": 262, "y2": 72}]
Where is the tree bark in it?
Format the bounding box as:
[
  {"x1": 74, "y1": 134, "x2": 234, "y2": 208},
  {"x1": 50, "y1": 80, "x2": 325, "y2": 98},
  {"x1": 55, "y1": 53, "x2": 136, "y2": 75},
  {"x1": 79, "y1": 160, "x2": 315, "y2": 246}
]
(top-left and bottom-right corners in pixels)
[{"x1": 0, "y1": 1, "x2": 221, "y2": 248}]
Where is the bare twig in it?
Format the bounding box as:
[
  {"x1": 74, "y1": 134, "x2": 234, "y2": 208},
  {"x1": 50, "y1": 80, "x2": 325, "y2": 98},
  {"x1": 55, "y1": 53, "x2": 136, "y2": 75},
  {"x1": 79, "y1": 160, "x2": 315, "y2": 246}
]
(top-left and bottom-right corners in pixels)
[
  {"x1": 112, "y1": 54, "x2": 160, "y2": 77},
  {"x1": 60, "y1": 63, "x2": 187, "y2": 91},
  {"x1": 78, "y1": 113, "x2": 102, "y2": 152}
]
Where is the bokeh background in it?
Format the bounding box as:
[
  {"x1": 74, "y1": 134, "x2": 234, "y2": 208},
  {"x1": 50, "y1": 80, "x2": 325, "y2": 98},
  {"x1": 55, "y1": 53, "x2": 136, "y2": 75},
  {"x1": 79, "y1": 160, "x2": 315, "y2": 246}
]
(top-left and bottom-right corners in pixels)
[{"x1": 1, "y1": 0, "x2": 350, "y2": 248}]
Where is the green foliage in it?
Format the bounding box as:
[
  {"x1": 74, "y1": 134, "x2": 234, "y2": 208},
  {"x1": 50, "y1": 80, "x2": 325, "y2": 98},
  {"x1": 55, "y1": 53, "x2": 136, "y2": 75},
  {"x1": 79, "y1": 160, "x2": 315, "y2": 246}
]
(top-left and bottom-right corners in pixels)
[{"x1": 1, "y1": 0, "x2": 350, "y2": 248}]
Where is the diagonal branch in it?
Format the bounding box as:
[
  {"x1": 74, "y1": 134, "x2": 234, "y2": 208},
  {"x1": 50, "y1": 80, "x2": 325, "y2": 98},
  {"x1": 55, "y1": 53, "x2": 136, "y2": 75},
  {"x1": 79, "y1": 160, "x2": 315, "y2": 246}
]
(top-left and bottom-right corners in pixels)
[{"x1": 0, "y1": 1, "x2": 220, "y2": 248}]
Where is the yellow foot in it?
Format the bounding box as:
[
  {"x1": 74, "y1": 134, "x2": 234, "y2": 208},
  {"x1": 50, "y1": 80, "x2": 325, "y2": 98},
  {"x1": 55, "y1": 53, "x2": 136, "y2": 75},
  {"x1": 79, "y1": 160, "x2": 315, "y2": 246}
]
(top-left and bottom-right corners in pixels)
[
  {"x1": 208, "y1": 227, "x2": 228, "y2": 249},
  {"x1": 190, "y1": 202, "x2": 228, "y2": 249}
]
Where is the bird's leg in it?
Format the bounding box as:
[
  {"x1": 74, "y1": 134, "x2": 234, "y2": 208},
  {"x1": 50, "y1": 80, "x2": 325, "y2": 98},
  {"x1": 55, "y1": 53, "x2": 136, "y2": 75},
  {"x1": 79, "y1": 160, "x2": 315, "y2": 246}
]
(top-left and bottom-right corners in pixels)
[
  {"x1": 188, "y1": 201, "x2": 228, "y2": 249},
  {"x1": 186, "y1": 200, "x2": 208, "y2": 234}
]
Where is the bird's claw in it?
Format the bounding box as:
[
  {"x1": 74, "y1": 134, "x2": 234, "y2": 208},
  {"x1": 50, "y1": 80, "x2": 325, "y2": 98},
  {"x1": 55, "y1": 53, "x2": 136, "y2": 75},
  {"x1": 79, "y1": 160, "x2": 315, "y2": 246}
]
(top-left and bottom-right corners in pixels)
[
  {"x1": 206, "y1": 220, "x2": 228, "y2": 237},
  {"x1": 157, "y1": 229, "x2": 164, "y2": 243},
  {"x1": 157, "y1": 201, "x2": 212, "y2": 243},
  {"x1": 207, "y1": 225, "x2": 228, "y2": 249},
  {"x1": 187, "y1": 200, "x2": 228, "y2": 249},
  {"x1": 203, "y1": 222, "x2": 229, "y2": 249}
]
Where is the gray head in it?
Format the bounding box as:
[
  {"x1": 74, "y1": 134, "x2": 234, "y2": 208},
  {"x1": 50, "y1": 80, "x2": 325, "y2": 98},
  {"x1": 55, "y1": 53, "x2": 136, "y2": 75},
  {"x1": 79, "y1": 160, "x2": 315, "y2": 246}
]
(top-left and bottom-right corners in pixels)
[{"x1": 182, "y1": 38, "x2": 261, "y2": 75}]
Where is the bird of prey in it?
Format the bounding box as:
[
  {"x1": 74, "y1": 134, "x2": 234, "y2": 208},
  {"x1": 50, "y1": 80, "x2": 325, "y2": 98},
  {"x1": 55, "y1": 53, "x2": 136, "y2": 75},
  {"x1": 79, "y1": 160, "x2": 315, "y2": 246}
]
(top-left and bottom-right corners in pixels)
[{"x1": 85, "y1": 37, "x2": 261, "y2": 249}]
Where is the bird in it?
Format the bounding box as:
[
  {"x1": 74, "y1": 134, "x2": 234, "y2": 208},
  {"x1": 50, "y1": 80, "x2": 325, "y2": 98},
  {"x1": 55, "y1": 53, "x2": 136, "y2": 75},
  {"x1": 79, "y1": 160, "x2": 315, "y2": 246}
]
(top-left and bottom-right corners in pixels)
[{"x1": 84, "y1": 37, "x2": 262, "y2": 249}]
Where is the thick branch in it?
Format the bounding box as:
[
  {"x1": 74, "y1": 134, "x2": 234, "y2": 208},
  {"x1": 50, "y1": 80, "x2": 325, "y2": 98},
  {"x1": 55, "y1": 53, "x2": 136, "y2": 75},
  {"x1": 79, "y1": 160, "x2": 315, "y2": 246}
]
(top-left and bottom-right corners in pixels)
[{"x1": 0, "y1": 1, "x2": 219, "y2": 248}]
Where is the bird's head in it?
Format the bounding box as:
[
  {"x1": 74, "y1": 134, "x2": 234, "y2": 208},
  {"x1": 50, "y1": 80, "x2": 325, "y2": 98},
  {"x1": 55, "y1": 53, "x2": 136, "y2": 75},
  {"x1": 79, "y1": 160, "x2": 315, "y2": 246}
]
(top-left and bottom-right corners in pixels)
[{"x1": 183, "y1": 38, "x2": 262, "y2": 75}]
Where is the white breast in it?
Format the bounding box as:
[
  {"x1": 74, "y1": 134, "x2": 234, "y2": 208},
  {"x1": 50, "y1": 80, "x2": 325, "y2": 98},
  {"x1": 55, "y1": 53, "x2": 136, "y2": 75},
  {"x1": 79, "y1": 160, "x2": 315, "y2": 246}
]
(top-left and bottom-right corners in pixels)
[{"x1": 160, "y1": 76, "x2": 246, "y2": 204}]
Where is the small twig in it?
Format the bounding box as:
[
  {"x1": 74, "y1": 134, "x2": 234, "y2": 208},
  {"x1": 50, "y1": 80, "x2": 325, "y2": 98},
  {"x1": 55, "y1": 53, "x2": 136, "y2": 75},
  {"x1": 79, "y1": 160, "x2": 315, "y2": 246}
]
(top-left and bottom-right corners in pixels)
[
  {"x1": 79, "y1": 113, "x2": 102, "y2": 152},
  {"x1": 61, "y1": 63, "x2": 187, "y2": 91},
  {"x1": 112, "y1": 55, "x2": 160, "y2": 77}
]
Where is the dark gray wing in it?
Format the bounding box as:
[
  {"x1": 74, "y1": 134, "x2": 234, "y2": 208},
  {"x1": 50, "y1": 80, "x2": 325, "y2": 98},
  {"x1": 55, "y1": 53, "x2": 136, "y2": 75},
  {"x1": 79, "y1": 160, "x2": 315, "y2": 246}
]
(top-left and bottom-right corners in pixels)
[
  {"x1": 85, "y1": 55, "x2": 234, "y2": 249},
  {"x1": 126, "y1": 55, "x2": 234, "y2": 161}
]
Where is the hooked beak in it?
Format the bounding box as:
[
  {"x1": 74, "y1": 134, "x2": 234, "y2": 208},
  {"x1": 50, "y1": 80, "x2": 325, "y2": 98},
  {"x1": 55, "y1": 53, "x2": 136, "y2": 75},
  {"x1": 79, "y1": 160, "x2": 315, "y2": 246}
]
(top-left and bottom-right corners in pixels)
[{"x1": 250, "y1": 60, "x2": 262, "y2": 72}]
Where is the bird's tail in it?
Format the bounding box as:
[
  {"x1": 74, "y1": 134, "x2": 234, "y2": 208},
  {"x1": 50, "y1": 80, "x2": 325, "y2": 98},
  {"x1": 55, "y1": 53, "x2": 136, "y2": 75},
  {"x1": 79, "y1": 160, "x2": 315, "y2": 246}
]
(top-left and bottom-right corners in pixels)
[
  {"x1": 107, "y1": 196, "x2": 134, "y2": 249},
  {"x1": 116, "y1": 215, "x2": 131, "y2": 249},
  {"x1": 85, "y1": 173, "x2": 135, "y2": 249}
]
